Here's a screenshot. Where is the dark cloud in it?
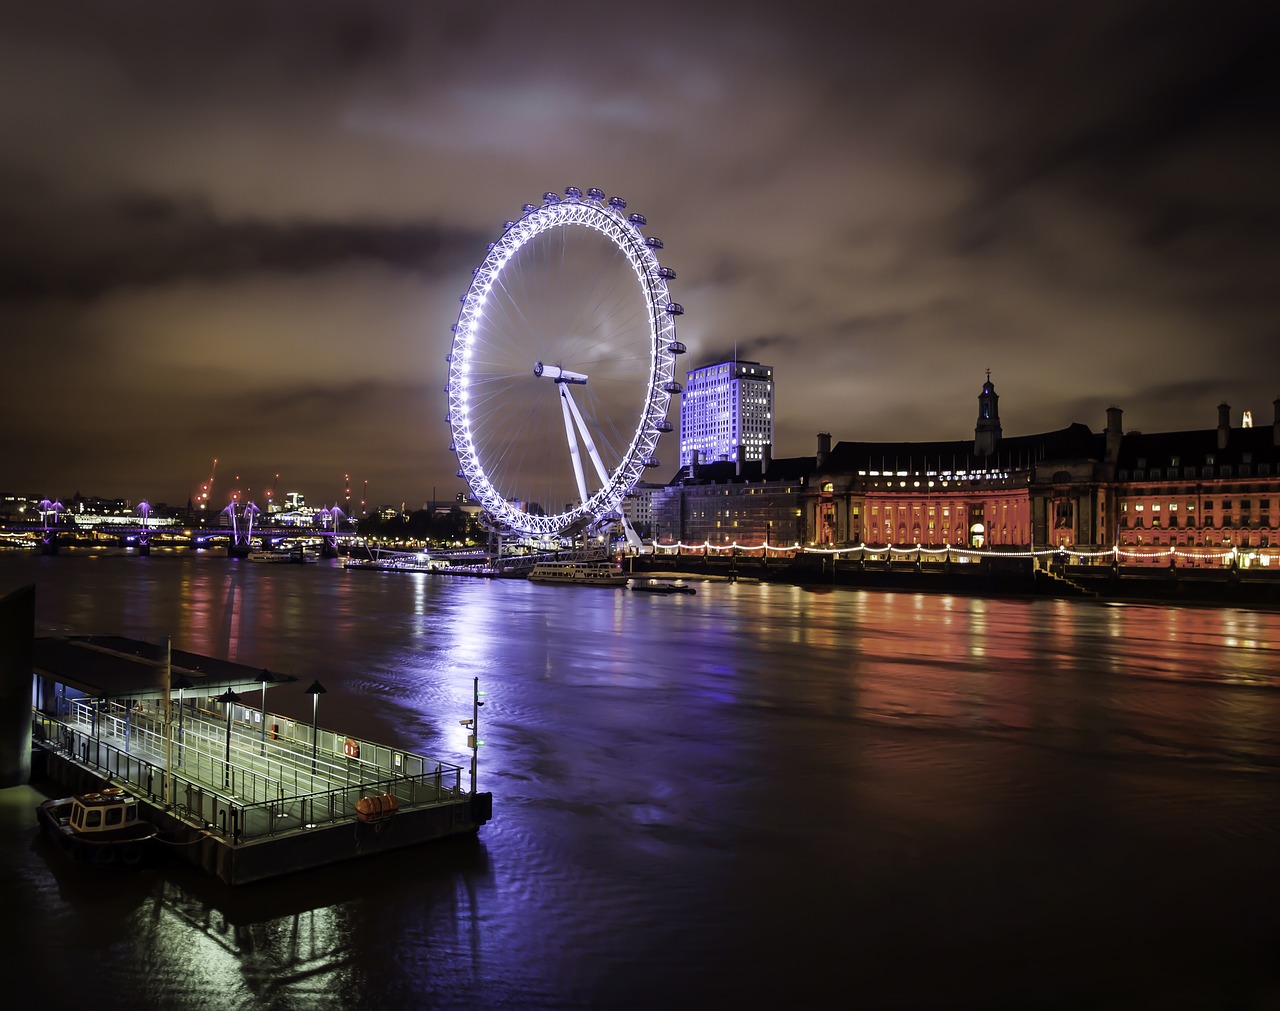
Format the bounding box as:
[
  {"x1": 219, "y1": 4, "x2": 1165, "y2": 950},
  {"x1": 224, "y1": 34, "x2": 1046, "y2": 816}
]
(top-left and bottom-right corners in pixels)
[
  {"x1": 0, "y1": 0, "x2": 1276, "y2": 505},
  {"x1": 0, "y1": 189, "x2": 481, "y2": 301}
]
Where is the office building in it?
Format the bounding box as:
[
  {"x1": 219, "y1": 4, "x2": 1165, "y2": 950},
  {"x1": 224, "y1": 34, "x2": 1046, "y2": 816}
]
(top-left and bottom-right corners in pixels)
[{"x1": 679, "y1": 359, "x2": 774, "y2": 468}]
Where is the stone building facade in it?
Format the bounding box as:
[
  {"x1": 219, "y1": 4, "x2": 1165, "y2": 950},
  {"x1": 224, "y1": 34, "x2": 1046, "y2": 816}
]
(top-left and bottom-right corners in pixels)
[{"x1": 654, "y1": 377, "x2": 1280, "y2": 566}]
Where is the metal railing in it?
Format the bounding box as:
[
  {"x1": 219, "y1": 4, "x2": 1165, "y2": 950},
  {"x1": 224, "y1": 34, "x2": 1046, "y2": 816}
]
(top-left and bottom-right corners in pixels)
[{"x1": 32, "y1": 707, "x2": 466, "y2": 844}]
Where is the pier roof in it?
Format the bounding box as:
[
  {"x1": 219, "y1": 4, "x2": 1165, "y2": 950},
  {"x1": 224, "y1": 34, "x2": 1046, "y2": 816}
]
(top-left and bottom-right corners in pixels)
[{"x1": 33, "y1": 635, "x2": 296, "y2": 699}]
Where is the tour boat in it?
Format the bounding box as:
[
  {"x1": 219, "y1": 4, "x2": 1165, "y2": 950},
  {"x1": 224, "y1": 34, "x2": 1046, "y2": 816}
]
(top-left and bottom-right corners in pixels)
[
  {"x1": 630, "y1": 578, "x2": 696, "y2": 595},
  {"x1": 37, "y1": 788, "x2": 159, "y2": 869},
  {"x1": 527, "y1": 560, "x2": 629, "y2": 587}
]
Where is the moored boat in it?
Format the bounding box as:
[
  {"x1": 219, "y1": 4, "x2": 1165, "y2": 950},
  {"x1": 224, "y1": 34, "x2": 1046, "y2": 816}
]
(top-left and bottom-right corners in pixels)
[
  {"x1": 248, "y1": 546, "x2": 319, "y2": 564},
  {"x1": 528, "y1": 560, "x2": 629, "y2": 587},
  {"x1": 37, "y1": 788, "x2": 159, "y2": 869},
  {"x1": 630, "y1": 578, "x2": 696, "y2": 595}
]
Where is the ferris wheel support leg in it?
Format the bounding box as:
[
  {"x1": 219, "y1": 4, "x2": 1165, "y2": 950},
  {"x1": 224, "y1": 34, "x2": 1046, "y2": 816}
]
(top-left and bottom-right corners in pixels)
[
  {"x1": 621, "y1": 512, "x2": 643, "y2": 551},
  {"x1": 560, "y1": 387, "x2": 590, "y2": 507},
  {"x1": 562, "y1": 385, "x2": 613, "y2": 488}
]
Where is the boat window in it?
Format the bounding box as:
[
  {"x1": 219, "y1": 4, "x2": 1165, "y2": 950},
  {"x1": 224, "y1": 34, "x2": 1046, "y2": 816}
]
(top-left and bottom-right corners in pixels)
[
  {"x1": 84, "y1": 809, "x2": 102, "y2": 828},
  {"x1": 126, "y1": 804, "x2": 137, "y2": 820},
  {"x1": 71, "y1": 807, "x2": 83, "y2": 828},
  {"x1": 105, "y1": 806, "x2": 124, "y2": 826}
]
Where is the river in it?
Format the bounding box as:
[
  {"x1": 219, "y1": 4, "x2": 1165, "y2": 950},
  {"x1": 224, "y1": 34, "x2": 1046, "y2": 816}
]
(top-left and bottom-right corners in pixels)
[{"x1": 2, "y1": 550, "x2": 1279, "y2": 1009}]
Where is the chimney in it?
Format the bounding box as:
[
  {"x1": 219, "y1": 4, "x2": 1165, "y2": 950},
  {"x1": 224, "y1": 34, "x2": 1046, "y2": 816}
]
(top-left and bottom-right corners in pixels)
[
  {"x1": 816, "y1": 432, "x2": 831, "y2": 468},
  {"x1": 735, "y1": 444, "x2": 745, "y2": 477},
  {"x1": 762, "y1": 442, "x2": 772, "y2": 476},
  {"x1": 688, "y1": 449, "x2": 699, "y2": 482},
  {"x1": 1217, "y1": 402, "x2": 1230, "y2": 451},
  {"x1": 1105, "y1": 406, "x2": 1123, "y2": 463}
]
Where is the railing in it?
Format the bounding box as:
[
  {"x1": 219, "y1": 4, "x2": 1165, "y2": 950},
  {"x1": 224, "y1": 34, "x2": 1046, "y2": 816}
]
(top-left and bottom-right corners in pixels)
[{"x1": 32, "y1": 708, "x2": 466, "y2": 844}]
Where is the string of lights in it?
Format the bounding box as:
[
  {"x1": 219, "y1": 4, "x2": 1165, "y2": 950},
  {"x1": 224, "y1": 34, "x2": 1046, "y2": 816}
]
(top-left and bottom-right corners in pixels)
[{"x1": 651, "y1": 541, "x2": 1276, "y2": 566}]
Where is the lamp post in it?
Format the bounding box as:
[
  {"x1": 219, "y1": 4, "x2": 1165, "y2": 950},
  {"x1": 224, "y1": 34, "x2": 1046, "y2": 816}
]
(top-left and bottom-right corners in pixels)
[
  {"x1": 305, "y1": 680, "x2": 327, "y2": 773},
  {"x1": 258, "y1": 669, "x2": 272, "y2": 755},
  {"x1": 172, "y1": 673, "x2": 193, "y2": 769},
  {"x1": 217, "y1": 688, "x2": 240, "y2": 790}
]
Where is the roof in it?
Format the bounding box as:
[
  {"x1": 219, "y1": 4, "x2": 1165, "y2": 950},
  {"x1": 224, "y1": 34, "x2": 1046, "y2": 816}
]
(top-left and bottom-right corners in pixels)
[
  {"x1": 666, "y1": 455, "x2": 816, "y2": 486},
  {"x1": 823, "y1": 424, "x2": 1103, "y2": 473},
  {"x1": 1115, "y1": 425, "x2": 1280, "y2": 468},
  {"x1": 32, "y1": 635, "x2": 297, "y2": 699}
]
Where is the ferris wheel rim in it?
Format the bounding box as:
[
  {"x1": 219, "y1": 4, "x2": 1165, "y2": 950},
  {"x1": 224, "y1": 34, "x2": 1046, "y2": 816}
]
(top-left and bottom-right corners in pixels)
[{"x1": 446, "y1": 192, "x2": 679, "y2": 538}]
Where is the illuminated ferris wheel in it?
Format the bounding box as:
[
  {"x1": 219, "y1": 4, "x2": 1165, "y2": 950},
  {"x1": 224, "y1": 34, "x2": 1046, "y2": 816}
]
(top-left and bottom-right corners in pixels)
[{"x1": 446, "y1": 188, "x2": 686, "y2": 539}]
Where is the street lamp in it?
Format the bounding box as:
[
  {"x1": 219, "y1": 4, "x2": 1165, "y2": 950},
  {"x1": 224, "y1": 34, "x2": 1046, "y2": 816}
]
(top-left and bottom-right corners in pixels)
[
  {"x1": 172, "y1": 673, "x2": 193, "y2": 768},
  {"x1": 217, "y1": 688, "x2": 240, "y2": 790},
  {"x1": 305, "y1": 680, "x2": 327, "y2": 773}
]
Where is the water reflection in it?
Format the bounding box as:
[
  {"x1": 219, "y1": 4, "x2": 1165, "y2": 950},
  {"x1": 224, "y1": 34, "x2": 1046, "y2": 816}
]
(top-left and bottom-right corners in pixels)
[{"x1": 4, "y1": 554, "x2": 1280, "y2": 1007}]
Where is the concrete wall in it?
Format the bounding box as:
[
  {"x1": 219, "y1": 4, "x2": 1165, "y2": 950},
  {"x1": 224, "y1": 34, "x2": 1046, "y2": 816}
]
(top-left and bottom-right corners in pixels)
[{"x1": 0, "y1": 584, "x2": 34, "y2": 787}]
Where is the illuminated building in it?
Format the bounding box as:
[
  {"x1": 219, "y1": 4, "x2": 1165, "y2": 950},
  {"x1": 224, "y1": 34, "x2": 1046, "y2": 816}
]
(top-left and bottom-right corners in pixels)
[
  {"x1": 656, "y1": 376, "x2": 1280, "y2": 568},
  {"x1": 652, "y1": 449, "x2": 806, "y2": 548},
  {"x1": 679, "y1": 359, "x2": 774, "y2": 468},
  {"x1": 621, "y1": 481, "x2": 663, "y2": 539}
]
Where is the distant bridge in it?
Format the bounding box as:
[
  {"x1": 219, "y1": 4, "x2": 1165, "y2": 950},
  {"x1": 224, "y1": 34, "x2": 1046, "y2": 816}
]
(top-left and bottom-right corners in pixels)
[{"x1": 2, "y1": 499, "x2": 356, "y2": 556}]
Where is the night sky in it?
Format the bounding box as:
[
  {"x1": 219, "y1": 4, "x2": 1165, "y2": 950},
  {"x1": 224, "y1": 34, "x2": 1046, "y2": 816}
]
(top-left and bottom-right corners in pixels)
[{"x1": 2, "y1": 1, "x2": 1276, "y2": 509}]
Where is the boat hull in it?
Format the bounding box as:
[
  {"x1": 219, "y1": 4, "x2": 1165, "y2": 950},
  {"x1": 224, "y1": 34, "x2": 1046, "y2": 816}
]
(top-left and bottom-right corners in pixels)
[
  {"x1": 528, "y1": 561, "x2": 629, "y2": 587},
  {"x1": 631, "y1": 580, "x2": 696, "y2": 595},
  {"x1": 37, "y1": 797, "x2": 159, "y2": 870}
]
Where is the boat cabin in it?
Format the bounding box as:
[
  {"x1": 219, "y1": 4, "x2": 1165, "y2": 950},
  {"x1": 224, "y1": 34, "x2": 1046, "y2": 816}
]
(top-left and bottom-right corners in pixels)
[{"x1": 69, "y1": 790, "x2": 142, "y2": 833}]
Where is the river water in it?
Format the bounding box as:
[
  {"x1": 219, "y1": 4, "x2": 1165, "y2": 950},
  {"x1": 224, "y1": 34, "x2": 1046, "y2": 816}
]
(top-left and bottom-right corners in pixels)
[{"x1": 2, "y1": 551, "x2": 1279, "y2": 1009}]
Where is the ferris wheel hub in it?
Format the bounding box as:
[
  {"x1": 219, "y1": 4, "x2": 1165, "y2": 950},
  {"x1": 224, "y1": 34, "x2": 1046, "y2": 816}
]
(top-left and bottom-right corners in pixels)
[{"x1": 534, "y1": 362, "x2": 588, "y2": 385}]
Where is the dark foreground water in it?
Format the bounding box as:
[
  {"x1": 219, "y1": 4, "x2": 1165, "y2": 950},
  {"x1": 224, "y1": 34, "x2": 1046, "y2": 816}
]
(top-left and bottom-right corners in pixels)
[{"x1": 2, "y1": 550, "x2": 1279, "y2": 1010}]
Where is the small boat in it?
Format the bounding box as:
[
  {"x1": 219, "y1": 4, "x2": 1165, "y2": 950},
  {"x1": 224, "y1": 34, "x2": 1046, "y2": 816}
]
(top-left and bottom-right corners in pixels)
[
  {"x1": 37, "y1": 788, "x2": 158, "y2": 869},
  {"x1": 630, "y1": 578, "x2": 696, "y2": 595},
  {"x1": 248, "y1": 547, "x2": 319, "y2": 564},
  {"x1": 344, "y1": 548, "x2": 435, "y2": 572},
  {"x1": 528, "y1": 560, "x2": 629, "y2": 587}
]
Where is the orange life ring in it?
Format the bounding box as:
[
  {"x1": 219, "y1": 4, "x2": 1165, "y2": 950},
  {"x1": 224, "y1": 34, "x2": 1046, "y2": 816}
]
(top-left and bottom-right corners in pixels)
[{"x1": 343, "y1": 738, "x2": 360, "y2": 759}]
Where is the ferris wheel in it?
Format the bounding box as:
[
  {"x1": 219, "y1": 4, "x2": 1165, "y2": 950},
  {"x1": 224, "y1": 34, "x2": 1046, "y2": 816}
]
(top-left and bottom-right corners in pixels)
[{"x1": 446, "y1": 188, "x2": 686, "y2": 540}]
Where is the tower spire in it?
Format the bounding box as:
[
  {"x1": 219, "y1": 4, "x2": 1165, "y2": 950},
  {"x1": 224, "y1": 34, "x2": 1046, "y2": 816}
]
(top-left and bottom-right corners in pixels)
[{"x1": 975, "y1": 373, "x2": 1002, "y2": 457}]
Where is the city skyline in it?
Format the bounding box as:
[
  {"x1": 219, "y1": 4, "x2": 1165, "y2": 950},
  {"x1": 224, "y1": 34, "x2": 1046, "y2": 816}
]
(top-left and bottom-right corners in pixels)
[{"x1": 2, "y1": 1, "x2": 1276, "y2": 506}]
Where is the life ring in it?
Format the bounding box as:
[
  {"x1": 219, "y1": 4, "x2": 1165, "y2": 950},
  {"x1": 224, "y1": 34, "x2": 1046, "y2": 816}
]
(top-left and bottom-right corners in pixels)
[
  {"x1": 121, "y1": 845, "x2": 142, "y2": 867},
  {"x1": 343, "y1": 738, "x2": 360, "y2": 759},
  {"x1": 92, "y1": 846, "x2": 115, "y2": 867},
  {"x1": 102, "y1": 787, "x2": 124, "y2": 797},
  {"x1": 82, "y1": 792, "x2": 102, "y2": 801}
]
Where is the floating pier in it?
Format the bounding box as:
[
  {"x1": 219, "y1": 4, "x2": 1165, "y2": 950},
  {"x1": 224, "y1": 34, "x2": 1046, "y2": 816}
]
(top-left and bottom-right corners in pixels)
[{"x1": 29, "y1": 636, "x2": 492, "y2": 885}]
